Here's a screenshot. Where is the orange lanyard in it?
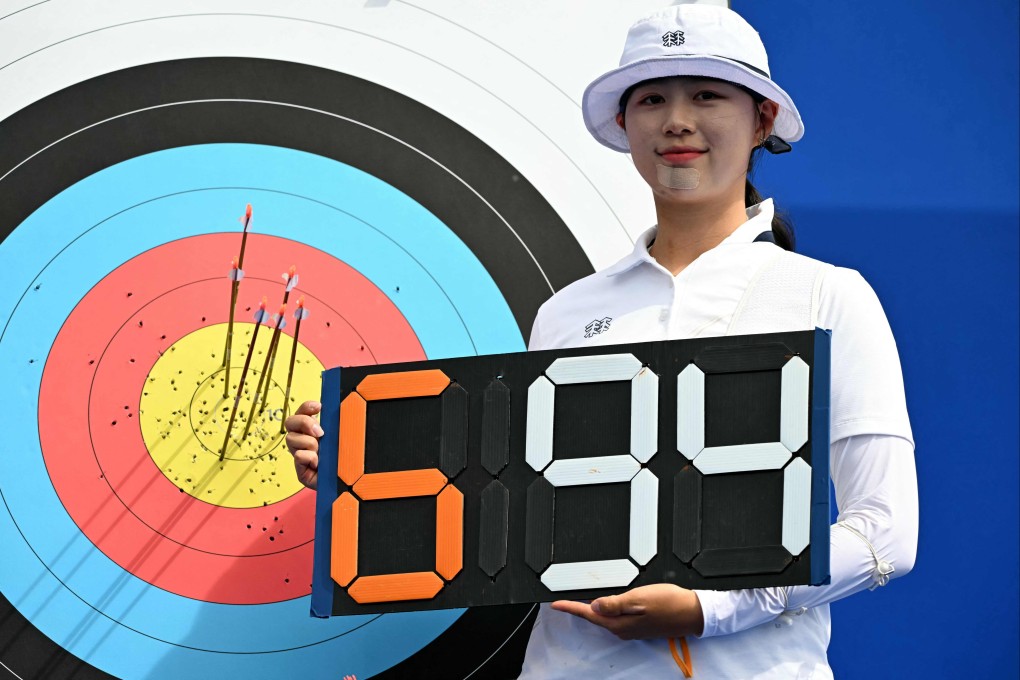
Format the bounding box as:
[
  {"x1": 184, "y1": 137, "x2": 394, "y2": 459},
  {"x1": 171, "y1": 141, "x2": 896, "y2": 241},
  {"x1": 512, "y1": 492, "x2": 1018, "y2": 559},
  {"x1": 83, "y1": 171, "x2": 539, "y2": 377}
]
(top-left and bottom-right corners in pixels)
[{"x1": 669, "y1": 637, "x2": 693, "y2": 678}]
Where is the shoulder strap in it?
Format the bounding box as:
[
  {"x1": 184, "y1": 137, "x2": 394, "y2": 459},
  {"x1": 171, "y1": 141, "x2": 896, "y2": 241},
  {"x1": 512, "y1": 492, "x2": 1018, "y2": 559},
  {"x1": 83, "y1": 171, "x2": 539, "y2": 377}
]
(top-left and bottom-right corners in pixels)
[{"x1": 727, "y1": 249, "x2": 833, "y2": 335}]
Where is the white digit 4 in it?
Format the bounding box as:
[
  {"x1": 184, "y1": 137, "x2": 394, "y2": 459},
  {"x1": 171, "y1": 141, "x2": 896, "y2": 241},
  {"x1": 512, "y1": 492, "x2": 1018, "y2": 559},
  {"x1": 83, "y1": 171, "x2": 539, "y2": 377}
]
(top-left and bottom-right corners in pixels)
[{"x1": 676, "y1": 356, "x2": 812, "y2": 555}]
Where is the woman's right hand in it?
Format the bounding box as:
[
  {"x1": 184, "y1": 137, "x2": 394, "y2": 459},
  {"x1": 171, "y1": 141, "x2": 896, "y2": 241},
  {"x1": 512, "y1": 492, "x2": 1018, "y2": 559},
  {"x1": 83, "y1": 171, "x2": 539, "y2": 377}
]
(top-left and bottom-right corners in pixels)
[{"x1": 285, "y1": 400, "x2": 324, "y2": 490}]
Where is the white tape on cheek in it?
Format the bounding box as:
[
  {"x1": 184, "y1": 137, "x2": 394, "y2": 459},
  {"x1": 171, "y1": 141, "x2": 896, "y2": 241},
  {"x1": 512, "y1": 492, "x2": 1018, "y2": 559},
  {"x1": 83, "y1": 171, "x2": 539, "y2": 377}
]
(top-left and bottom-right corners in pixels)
[{"x1": 656, "y1": 165, "x2": 700, "y2": 189}]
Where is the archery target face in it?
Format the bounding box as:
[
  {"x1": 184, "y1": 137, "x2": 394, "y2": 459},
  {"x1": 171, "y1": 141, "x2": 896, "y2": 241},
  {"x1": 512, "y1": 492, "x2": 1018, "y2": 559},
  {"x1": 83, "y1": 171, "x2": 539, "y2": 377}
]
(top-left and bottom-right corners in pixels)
[
  {"x1": 0, "y1": 2, "x2": 682, "y2": 676},
  {"x1": 0, "y1": 59, "x2": 597, "y2": 680}
]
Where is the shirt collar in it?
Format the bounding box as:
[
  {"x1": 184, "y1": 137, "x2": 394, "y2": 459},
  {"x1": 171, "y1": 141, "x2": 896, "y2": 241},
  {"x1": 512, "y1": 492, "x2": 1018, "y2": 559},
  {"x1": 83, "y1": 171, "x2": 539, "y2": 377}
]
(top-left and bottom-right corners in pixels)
[{"x1": 604, "y1": 199, "x2": 775, "y2": 278}]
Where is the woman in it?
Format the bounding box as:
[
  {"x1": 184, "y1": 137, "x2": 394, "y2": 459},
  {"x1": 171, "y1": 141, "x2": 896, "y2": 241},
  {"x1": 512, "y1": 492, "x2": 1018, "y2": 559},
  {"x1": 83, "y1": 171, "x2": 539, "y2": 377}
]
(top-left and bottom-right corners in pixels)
[
  {"x1": 287, "y1": 5, "x2": 917, "y2": 678},
  {"x1": 517, "y1": 5, "x2": 917, "y2": 678}
]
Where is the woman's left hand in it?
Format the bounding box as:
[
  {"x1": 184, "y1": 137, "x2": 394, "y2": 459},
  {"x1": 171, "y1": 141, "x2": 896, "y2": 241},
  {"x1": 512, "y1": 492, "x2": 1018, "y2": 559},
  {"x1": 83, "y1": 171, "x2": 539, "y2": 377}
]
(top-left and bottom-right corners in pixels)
[{"x1": 551, "y1": 584, "x2": 705, "y2": 640}]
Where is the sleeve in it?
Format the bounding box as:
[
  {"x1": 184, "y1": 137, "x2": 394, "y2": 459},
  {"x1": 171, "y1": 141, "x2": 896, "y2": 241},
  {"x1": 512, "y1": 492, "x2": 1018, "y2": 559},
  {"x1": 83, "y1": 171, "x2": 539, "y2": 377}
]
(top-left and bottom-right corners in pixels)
[
  {"x1": 818, "y1": 267, "x2": 913, "y2": 446},
  {"x1": 696, "y1": 433, "x2": 918, "y2": 637},
  {"x1": 528, "y1": 307, "x2": 545, "y2": 351},
  {"x1": 695, "y1": 266, "x2": 917, "y2": 637},
  {"x1": 529, "y1": 296, "x2": 561, "y2": 351}
]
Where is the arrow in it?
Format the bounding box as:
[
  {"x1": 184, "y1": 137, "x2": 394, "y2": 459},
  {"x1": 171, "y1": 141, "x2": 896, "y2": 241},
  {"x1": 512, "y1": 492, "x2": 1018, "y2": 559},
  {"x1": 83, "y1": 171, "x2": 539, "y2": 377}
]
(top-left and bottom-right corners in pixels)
[
  {"x1": 219, "y1": 295, "x2": 268, "y2": 461},
  {"x1": 259, "y1": 265, "x2": 297, "y2": 411},
  {"x1": 240, "y1": 302, "x2": 289, "y2": 447},
  {"x1": 221, "y1": 203, "x2": 253, "y2": 397},
  {"x1": 280, "y1": 296, "x2": 310, "y2": 433}
]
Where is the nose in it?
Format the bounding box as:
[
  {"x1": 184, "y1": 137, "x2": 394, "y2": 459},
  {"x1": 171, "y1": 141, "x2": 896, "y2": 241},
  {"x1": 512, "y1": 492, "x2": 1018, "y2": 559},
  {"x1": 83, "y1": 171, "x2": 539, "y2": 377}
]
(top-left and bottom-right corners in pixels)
[{"x1": 661, "y1": 100, "x2": 695, "y2": 136}]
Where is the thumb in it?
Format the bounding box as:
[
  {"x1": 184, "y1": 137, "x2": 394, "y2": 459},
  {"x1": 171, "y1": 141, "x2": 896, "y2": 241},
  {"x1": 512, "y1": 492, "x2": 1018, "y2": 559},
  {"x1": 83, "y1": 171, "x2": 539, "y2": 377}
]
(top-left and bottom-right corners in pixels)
[{"x1": 592, "y1": 594, "x2": 644, "y2": 617}]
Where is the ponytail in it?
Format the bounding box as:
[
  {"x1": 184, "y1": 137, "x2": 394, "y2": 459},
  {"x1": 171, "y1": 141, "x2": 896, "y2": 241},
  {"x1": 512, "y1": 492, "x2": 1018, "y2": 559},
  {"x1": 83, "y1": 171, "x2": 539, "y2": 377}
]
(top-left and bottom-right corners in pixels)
[
  {"x1": 739, "y1": 86, "x2": 796, "y2": 251},
  {"x1": 745, "y1": 178, "x2": 795, "y2": 251}
]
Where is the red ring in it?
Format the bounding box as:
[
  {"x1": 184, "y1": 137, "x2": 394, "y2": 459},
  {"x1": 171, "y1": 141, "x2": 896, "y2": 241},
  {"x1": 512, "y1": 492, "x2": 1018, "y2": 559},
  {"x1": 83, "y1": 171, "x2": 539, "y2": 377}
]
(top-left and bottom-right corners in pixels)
[{"x1": 39, "y1": 233, "x2": 425, "y2": 603}]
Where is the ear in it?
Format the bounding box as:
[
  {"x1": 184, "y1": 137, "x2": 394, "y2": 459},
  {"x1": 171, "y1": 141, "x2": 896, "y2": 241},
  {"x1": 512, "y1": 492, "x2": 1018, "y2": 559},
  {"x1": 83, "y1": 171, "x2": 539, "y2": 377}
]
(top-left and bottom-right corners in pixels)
[
  {"x1": 757, "y1": 100, "x2": 780, "y2": 138},
  {"x1": 615, "y1": 112, "x2": 626, "y2": 130}
]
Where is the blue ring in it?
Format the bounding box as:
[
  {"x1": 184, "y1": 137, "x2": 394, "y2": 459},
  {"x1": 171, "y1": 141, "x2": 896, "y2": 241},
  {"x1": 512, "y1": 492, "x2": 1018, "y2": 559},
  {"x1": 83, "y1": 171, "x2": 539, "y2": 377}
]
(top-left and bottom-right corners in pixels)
[{"x1": 0, "y1": 144, "x2": 524, "y2": 679}]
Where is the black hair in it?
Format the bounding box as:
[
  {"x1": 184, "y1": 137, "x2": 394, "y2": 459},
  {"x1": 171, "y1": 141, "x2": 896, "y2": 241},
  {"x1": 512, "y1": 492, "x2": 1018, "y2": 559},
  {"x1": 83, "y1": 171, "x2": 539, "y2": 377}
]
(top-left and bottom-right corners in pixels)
[
  {"x1": 740, "y1": 86, "x2": 796, "y2": 251},
  {"x1": 617, "y1": 77, "x2": 796, "y2": 251},
  {"x1": 745, "y1": 149, "x2": 795, "y2": 251}
]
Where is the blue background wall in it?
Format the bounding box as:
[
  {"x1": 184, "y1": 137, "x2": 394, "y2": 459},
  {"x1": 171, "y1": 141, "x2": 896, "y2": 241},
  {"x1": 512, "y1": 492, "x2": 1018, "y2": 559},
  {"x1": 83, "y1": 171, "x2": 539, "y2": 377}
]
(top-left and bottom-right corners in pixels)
[{"x1": 739, "y1": 1, "x2": 1019, "y2": 676}]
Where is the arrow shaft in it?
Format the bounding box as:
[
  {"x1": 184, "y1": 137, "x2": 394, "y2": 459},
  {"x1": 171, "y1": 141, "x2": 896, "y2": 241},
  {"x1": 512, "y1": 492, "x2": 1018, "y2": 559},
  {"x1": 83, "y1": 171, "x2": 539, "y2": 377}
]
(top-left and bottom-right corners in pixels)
[
  {"x1": 260, "y1": 331, "x2": 283, "y2": 409},
  {"x1": 259, "y1": 287, "x2": 292, "y2": 408},
  {"x1": 239, "y1": 322, "x2": 286, "y2": 445},
  {"x1": 221, "y1": 279, "x2": 240, "y2": 390},
  {"x1": 237, "y1": 220, "x2": 251, "y2": 267},
  {"x1": 280, "y1": 317, "x2": 303, "y2": 433},
  {"x1": 219, "y1": 319, "x2": 262, "y2": 460}
]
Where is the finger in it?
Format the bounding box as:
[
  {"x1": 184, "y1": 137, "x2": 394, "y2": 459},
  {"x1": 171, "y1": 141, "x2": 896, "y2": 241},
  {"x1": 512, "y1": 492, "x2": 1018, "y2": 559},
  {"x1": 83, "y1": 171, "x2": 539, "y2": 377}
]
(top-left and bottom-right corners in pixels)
[
  {"x1": 295, "y1": 400, "x2": 321, "y2": 416},
  {"x1": 285, "y1": 413, "x2": 325, "y2": 438},
  {"x1": 294, "y1": 465, "x2": 317, "y2": 490},
  {"x1": 591, "y1": 594, "x2": 645, "y2": 617},
  {"x1": 286, "y1": 432, "x2": 320, "y2": 457},
  {"x1": 550, "y1": 600, "x2": 603, "y2": 625},
  {"x1": 551, "y1": 601, "x2": 637, "y2": 639},
  {"x1": 293, "y1": 450, "x2": 319, "y2": 490},
  {"x1": 292, "y1": 449, "x2": 318, "y2": 471}
]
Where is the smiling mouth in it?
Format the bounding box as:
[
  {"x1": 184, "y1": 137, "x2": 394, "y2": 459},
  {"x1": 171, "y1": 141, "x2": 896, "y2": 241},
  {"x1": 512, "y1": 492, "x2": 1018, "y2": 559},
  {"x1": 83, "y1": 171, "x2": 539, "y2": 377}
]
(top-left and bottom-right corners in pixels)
[{"x1": 658, "y1": 149, "x2": 706, "y2": 164}]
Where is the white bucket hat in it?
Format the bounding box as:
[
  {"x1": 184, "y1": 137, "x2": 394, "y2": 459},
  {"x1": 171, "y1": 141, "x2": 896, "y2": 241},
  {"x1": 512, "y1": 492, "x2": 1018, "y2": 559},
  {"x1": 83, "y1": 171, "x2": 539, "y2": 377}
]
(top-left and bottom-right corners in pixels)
[{"x1": 582, "y1": 4, "x2": 804, "y2": 153}]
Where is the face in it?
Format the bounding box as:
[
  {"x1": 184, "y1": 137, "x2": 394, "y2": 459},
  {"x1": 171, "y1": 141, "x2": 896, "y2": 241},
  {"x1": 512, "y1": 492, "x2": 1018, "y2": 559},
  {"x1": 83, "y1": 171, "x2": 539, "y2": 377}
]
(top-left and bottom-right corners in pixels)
[{"x1": 617, "y1": 77, "x2": 777, "y2": 206}]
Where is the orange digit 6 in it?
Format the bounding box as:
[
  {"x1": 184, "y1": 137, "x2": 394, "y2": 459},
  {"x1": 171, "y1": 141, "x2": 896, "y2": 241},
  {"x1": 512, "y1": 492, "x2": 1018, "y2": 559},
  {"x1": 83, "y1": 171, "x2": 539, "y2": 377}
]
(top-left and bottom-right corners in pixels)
[{"x1": 331, "y1": 369, "x2": 464, "y2": 604}]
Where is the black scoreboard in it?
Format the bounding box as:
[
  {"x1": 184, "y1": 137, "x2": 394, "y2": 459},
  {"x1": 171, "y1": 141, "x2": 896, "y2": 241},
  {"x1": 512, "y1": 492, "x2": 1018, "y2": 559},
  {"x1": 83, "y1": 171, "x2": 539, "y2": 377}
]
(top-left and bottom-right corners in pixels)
[{"x1": 311, "y1": 330, "x2": 830, "y2": 616}]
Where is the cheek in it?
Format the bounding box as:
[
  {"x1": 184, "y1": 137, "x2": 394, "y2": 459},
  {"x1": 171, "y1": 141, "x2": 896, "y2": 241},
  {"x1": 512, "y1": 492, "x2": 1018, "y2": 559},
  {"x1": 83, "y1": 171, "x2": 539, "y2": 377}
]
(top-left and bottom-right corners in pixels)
[
  {"x1": 623, "y1": 125, "x2": 660, "y2": 172},
  {"x1": 705, "y1": 119, "x2": 758, "y2": 164},
  {"x1": 622, "y1": 116, "x2": 651, "y2": 149},
  {"x1": 704, "y1": 111, "x2": 757, "y2": 141}
]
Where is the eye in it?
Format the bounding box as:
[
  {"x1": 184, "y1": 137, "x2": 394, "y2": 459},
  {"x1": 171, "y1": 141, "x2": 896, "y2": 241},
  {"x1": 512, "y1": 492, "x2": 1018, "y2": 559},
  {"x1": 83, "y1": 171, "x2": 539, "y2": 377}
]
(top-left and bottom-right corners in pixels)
[
  {"x1": 694, "y1": 90, "x2": 723, "y2": 101},
  {"x1": 636, "y1": 93, "x2": 665, "y2": 105}
]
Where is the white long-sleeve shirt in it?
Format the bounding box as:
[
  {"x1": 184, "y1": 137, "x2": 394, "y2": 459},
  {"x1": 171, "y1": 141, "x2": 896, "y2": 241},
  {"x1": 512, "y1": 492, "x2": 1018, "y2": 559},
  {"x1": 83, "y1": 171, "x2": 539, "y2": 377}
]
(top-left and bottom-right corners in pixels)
[{"x1": 520, "y1": 200, "x2": 917, "y2": 679}]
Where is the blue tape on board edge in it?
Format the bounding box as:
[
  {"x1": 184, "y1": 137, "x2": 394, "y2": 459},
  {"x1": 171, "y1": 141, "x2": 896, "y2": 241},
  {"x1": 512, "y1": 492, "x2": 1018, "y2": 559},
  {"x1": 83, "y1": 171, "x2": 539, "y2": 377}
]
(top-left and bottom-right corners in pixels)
[
  {"x1": 311, "y1": 367, "x2": 342, "y2": 617},
  {"x1": 810, "y1": 328, "x2": 832, "y2": 585}
]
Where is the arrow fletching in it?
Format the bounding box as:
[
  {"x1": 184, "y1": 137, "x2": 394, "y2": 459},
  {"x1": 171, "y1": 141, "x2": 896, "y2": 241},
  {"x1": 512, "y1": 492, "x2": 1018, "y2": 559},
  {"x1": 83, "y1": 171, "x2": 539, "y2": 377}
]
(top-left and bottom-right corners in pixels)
[
  {"x1": 294, "y1": 296, "x2": 309, "y2": 319},
  {"x1": 239, "y1": 203, "x2": 253, "y2": 231},
  {"x1": 273, "y1": 304, "x2": 288, "y2": 328},
  {"x1": 283, "y1": 266, "x2": 299, "y2": 292},
  {"x1": 253, "y1": 296, "x2": 269, "y2": 323}
]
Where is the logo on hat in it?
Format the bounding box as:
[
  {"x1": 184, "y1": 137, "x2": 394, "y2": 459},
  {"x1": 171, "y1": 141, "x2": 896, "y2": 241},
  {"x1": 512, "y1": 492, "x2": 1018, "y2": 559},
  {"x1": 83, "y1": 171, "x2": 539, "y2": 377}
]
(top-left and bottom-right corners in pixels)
[{"x1": 662, "y1": 30, "x2": 685, "y2": 47}]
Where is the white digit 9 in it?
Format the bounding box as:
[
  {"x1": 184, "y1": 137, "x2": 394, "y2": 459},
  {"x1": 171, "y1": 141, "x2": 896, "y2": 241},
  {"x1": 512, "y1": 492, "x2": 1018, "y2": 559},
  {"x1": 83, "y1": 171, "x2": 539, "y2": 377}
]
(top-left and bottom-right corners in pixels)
[{"x1": 525, "y1": 353, "x2": 659, "y2": 591}]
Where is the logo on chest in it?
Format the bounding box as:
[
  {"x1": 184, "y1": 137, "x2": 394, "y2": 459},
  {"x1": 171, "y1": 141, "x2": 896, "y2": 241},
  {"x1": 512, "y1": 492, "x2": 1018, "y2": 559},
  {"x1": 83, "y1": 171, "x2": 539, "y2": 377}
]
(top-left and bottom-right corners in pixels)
[{"x1": 583, "y1": 317, "x2": 613, "y2": 338}]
